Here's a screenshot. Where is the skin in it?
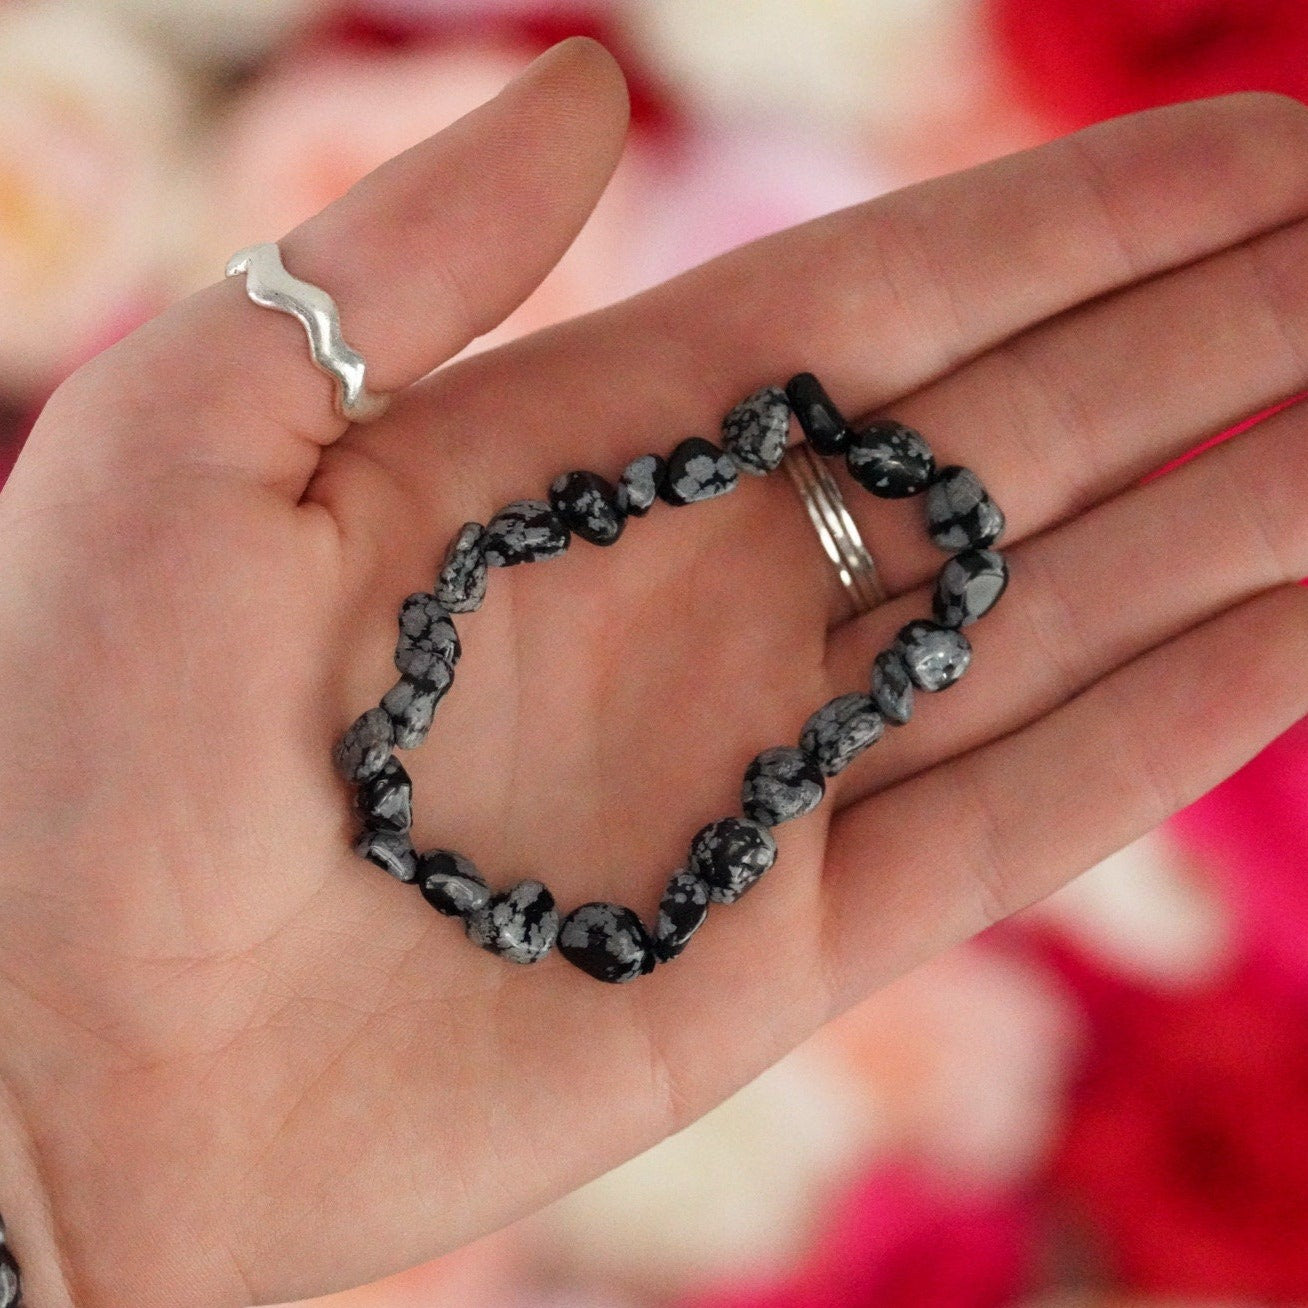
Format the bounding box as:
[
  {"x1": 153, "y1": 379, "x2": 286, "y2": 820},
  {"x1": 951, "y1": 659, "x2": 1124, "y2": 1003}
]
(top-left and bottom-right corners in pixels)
[{"x1": 0, "y1": 37, "x2": 1305, "y2": 1307}]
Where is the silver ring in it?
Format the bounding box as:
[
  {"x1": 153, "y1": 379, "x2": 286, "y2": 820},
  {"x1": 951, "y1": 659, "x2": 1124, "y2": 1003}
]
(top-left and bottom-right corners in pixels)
[
  {"x1": 225, "y1": 241, "x2": 391, "y2": 424},
  {"x1": 783, "y1": 441, "x2": 887, "y2": 617}
]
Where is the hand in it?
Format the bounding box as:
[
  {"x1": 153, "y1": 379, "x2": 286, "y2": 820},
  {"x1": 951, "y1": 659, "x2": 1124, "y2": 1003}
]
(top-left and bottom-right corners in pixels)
[{"x1": 0, "y1": 37, "x2": 1304, "y2": 1308}]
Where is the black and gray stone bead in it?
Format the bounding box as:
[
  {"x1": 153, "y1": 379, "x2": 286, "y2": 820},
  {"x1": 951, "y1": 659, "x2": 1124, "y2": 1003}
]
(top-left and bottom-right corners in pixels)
[
  {"x1": 741, "y1": 746, "x2": 826, "y2": 827},
  {"x1": 435, "y1": 522, "x2": 488, "y2": 614},
  {"x1": 0, "y1": 1214, "x2": 20, "y2": 1308},
  {"x1": 381, "y1": 668, "x2": 452, "y2": 750},
  {"x1": 0, "y1": 1253, "x2": 18, "y2": 1308},
  {"x1": 722, "y1": 385, "x2": 791, "y2": 475},
  {"x1": 355, "y1": 756, "x2": 412, "y2": 834},
  {"x1": 926, "y1": 465, "x2": 1006, "y2": 550},
  {"x1": 658, "y1": 437, "x2": 739, "y2": 506},
  {"x1": 353, "y1": 828, "x2": 418, "y2": 883},
  {"x1": 482, "y1": 499, "x2": 571, "y2": 566},
  {"x1": 549, "y1": 470, "x2": 626, "y2": 546},
  {"x1": 799, "y1": 692, "x2": 885, "y2": 777},
  {"x1": 395, "y1": 592, "x2": 461, "y2": 681},
  {"x1": 871, "y1": 649, "x2": 914, "y2": 726},
  {"x1": 688, "y1": 816, "x2": 778, "y2": 904},
  {"x1": 933, "y1": 547, "x2": 1009, "y2": 628},
  {"x1": 893, "y1": 619, "x2": 972, "y2": 692},
  {"x1": 785, "y1": 371, "x2": 852, "y2": 456},
  {"x1": 334, "y1": 706, "x2": 395, "y2": 782},
  {"x1": 558, "y1": 902, "x2": 657, "y2": 984},
  {"x1": 418, "y1": 849, "x2": 490, "y2": 918},
  {"x1": 652, "y1": 868, "x2": 711, "y2": 961},
  {"x1": 846, "y1": 420, "x2": 936, "y2": 498},
  {"x1": 465, "y1": 878, "x2": 559, "y2": 964},
  {"x1": 614, "y1": 453, "x2": 665, "y2": 517}
]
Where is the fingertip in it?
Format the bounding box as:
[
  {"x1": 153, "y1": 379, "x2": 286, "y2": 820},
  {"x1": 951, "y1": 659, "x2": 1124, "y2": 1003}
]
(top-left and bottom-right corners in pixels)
[
  {"x1": 1199, "y1": 88, "x2": 1308, "y2": 121},
  {"x1": 532, "y1": 35, "x2": 630, "y2": 103},
  {"x1": 510, "y1": 34, "x2": 630, "y2": 148},
  {"x1": 568, "y1": 35, "x2": 632, "y2": 121}
]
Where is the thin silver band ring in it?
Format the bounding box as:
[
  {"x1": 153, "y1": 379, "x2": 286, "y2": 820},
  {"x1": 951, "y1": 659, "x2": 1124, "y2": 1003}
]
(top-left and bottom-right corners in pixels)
[
  {"x1": 783, "y1": 441, "x2": 887, "y2": 617},
  {"x1": 226, "y1": 241, "x2": 391, "y2": 424}
]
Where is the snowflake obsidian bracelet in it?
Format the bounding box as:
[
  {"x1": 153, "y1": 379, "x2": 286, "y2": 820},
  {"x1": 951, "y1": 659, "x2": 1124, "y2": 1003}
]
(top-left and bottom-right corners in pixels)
[{"x1": 331, "y1": 372, "x2": 1010, "y2": 984}]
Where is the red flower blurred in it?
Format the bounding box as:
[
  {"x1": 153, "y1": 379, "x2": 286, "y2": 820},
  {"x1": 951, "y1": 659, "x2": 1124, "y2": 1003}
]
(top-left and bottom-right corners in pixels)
[
  {"x1": 1173, "y1": 716, "x2": 1308, "y2": 998},
  {"x1": 684, "y1": 1166, "x2": 1033, "y2": 1308},
  {"x1": 326, "y1": 2, "x2": 678, "y2": 137},
  {"x1": 988, "y1": 0, "x2": 1308, "y2": 128},
  {"x1": 1054, "y1": 968, "x2": 1308, "y2": 1298}
]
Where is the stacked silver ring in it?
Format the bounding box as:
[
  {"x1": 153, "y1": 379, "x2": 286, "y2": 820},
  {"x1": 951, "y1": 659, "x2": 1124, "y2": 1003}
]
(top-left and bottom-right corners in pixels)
[{"x1": 783, "y1": 440, "x2": 886, "y2": 615}]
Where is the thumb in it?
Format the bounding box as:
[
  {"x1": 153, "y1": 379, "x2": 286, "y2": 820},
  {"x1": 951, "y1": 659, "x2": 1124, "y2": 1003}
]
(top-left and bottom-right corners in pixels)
[{"x1": 21, "y1": 36, "x2": 629, "y2": 500}]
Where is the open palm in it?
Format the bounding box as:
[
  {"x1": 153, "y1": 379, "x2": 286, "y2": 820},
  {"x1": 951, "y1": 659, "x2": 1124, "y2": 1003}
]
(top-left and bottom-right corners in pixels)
[{"x1": 1, "y1": 39, "x2": 1306, "y2": 1308}]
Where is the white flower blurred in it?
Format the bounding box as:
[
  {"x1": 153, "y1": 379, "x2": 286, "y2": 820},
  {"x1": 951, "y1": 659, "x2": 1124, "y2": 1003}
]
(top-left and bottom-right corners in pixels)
[
  {"x1": 93, "y1": 0, "x2": 324, "y2": 68},
  {"x1": 633, "y1": 121, "x2": 893, "y2": 286},
  {"x1": 0, "y1": 1, "x2": 190, "y2": 397},
  {"x1": 628, "y1": 0, "x2": 1040, "y2": 176},
  {"x1": 524, "y1": 1053, "x2": 875, "y2": 1295},
  {"x1": 1022, "y1": 828, "x2": 1234, "y2": 988},
  {"x1": 357, "y1": 0, "x2": 612, "y2": 19},
  {"x1": 810, "y1": 943, "x2": 1084, "y2": 1189}
]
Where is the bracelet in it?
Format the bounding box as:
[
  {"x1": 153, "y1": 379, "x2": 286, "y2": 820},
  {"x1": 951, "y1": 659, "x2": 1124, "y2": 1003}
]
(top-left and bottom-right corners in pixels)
[
  {"x1": 0, "y1": 1213, "x2": 24, "y2": 1307},
  {"x1": 333, "y1": 373, "x2": 1009, "y2": 984}
]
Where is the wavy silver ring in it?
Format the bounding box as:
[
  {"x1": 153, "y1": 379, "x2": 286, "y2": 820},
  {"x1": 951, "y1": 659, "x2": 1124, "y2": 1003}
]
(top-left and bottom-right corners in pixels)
[
  {"x1": 784, "y1": 441, "x2": 887, "y2": 617},
  {"x1": 225, "y1": 242, "x2": 391, "y2": 424}
]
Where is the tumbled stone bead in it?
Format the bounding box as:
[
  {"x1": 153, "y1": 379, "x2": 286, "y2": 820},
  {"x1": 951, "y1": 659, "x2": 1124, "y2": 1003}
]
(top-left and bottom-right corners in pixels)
[
  {"x1": 333, "y1": 706, "x2": 394, "y2": 782},
  {"x1": 380, "y1": 668, "x2": 451, "y2": 750},
  {"x1": 615, "y1": 453, "x2": 665, "y2": 517},
  {"x1": 893, "y1": 619, "x2": 973, "y2": 692},
  {"x1": 418, "y1": 849, "x2": 490, "y2": 918},
  {"x1": 658, "y1": 437, "x2": 739, "y2": 506},
  {"x1": 0, "y1": 1214, "x2": 20, "y2": 1308},
  {"x1": 355, "y1": 756, "x2": 413, "y2": 833},
  {"x1": 926, "y1": 465, "x2": 1006, "y2": 550},
  {"x1": 846, "y1": 420, "x2": 936, "y2": 498},
  {"x1": 548, "y1": 470, "x2": 626, "y2": 546},
  {"x1": 395, "y1": 593, "x2": 460, "y2": 681},
  {"x1": 785, "y1": 372, "x2": 852, "y2": 456},
  {"x1": 933, "y1": 547, "x2": 1009, "y2": 628},
  {"x1": 435, "y1": 522, "x2": 488, "y2": 613},
  {"x1": 559, "y1": 902, "x2": 657, "y2": 984},
  {"x1": 0, "y1": 1248, "x2": 19, "y2": 1308},
  {"x1": 871, "y1": 649, "x2": 914, "y2": 726},
  {"x1": 465, "y1": 879, "x2": 559, "y2": 964},
  {"x1": 689, "y1": 816, "x2": 778, "y2": 904},
  {"x1": 482, "y1": 499, "x2": 571, "y2": 566},
  {"x1": 653, "y1": 868, "x2": 710, "y2": 961},
  {"x1": 799, "y1": 692, "x2": 885, "y2": 777},
  {"x1": 353, "y1": 828, "x2": 418, "y2": 883},
  {"x1": 741, "y1": 746, "x2": 826, "y2": 826},
  {"x1": 722, "y1": 385, "x2": 791, "y2": 475}
]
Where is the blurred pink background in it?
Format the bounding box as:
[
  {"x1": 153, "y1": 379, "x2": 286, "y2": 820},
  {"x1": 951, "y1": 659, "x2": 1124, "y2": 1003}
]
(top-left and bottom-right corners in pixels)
[{"x1": 2, "y1": 1, "x2": 1306, "y2": 1305}]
